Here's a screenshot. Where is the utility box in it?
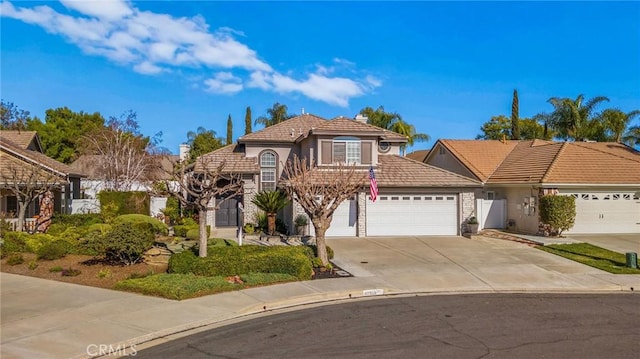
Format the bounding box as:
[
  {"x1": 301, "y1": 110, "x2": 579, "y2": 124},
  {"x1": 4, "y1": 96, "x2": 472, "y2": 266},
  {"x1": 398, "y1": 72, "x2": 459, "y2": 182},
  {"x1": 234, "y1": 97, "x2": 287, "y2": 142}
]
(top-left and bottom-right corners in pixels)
[{"x1": 625, "y1": 252, "x2": 638, "y2": 269}]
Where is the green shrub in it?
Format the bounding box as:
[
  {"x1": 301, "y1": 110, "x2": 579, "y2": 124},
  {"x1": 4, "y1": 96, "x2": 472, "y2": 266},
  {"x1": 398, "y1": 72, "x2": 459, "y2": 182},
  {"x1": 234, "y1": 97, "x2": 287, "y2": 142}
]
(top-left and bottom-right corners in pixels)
[
  {"x1": 169, "y1": 245, "x2": 313, "y2": 280},
  {"x1": 24, "y1": 233, "x2": 57, "y2": 253},
  {"x1": 51, "y1": 214, "x2": 103, "y2": 227},
  {"x1": 28, "y1": 260, "x2": 38, "y2": 270},
  {"x1": 0, "y1": 218, "x2": 13, "y2": 236},
  {"x1": 7, "y1": 254, "x2": 24, "y2": 265},
  {"x1": 0, "y1": 232, "x2": 28, "y2": 257},
  {"x1": 98, "y1": 191, "x2": 150, "y2": 215},
  {"x1": 305, "y1": 245, "x2": 335, "y2": 260},
  {"x1": 180, "y1": 217, "x2": 198, "y2": 226},
  {"x1": 173, "y1": 225, "x2": 190, "y2": 237},
  {"x1": 97, "y1": 269, "x2": 111, "y2": 278},
  {"x1": 186, "y1": 228, "x2": 202, "y2": 240},
  {"x1": 87, "y1": 223, "x2": 112, "y2": 235},
  {"x1": 49, "y1": 266, "x2": 63, "y2": 272},
  {"x1": 115, "y1": 272, "x2": 298, "y2": 300},
  {"x1": 539, "y1": 195, "x2": 576, "y2": 236},
  {"x1": 46, "y1": 223, "x2": 68, "y2": 236},
  {"x1": 243, "y1": 223, "x2": 255, "y2": 234},
  {"x1": 37, "y1": 240, "x2": 74, "y2": 260},
  {"x1": 162, "y1": 197, "x2": 180, "y2": 225},
  {"x1": 208, "y1": 238, "x2": 238, "y2": 249},
  {"x1": 92, "y1": 223, "x2": 155, "y2": 265},
  {"x1": 113, "y1": 214, "x2": 168, "y2": 235}
]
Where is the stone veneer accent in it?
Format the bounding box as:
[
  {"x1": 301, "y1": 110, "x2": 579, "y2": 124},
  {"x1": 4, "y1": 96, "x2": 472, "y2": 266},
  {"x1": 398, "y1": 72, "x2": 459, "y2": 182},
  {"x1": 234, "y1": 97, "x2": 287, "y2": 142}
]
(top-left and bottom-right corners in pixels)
[
  {"x1": 461, "y1": 191, "x2": 475, "y2": 221},
  {"x1": 242, "y1": 174, "x2": 258, "y2": 224},
  {"x1": 357, "y1": 191, "x2": 366, "y2": 237}
]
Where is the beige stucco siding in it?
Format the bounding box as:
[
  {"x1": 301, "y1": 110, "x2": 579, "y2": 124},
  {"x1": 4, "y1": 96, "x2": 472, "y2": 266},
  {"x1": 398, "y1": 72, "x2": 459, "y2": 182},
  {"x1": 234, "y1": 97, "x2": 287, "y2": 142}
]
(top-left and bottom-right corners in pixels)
[
  {"x1": 495, "y1": 186, "x2": 540, "y2": 234},
  {"x1": 426, "y1": 145, "x2": 477, "y2": 180}
]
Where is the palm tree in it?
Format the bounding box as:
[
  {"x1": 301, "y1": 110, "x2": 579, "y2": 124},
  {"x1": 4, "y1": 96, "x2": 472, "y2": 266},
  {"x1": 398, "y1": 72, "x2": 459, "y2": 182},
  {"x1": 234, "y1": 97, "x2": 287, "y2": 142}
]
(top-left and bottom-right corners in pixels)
[
  {"x1": 622, "y1": 125, "x2": 640, "y2": 147},
  {"x1": 597, "y1": 109, "x2": 640, "y2": 143},
  {"x1": 547, "y1": 94, "x2": 609, "y2": 141},
  {"x1": 255, "y1": 102, "x2": 294, "y2": 128},
  {"x1": 360, "y1": 106, "x2": 430, "y2": 155},
  {"x1": 251, "y1": 190, "x2": 290, "y2": 235}
]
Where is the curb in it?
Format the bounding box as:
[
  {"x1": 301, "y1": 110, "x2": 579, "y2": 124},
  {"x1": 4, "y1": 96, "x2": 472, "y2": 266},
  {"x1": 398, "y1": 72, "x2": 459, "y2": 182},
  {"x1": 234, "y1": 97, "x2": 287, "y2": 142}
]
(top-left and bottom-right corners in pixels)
[{"x1": 84, "y1": 285, "x2": 637, "y2": 359}]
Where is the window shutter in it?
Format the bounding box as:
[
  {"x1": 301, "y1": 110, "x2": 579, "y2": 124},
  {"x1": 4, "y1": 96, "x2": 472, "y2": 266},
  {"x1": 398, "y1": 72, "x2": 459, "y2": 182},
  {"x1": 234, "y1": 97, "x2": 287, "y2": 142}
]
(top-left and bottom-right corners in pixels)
[
  {"x1": 361, "y1": 142, "x2": 372, "y2": 164},
  {"x1": 321, "y1": 141, "x2": 332, "y2": 164}
]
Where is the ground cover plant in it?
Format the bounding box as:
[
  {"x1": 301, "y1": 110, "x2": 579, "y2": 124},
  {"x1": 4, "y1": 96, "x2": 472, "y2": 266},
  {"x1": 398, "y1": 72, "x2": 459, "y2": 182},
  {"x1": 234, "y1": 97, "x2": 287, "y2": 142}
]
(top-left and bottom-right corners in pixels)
[{"x1": 538, "y1": 243, "x2": 640, "y2": 274}]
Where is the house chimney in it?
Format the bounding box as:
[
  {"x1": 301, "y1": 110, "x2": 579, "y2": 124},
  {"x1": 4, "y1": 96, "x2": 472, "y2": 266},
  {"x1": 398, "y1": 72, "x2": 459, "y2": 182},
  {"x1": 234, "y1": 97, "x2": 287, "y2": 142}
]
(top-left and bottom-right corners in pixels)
[
  {"x1": 355, "y1": 114, "x2": 368, "y2": 123},
  {"x1": 179, "y1": 143, "x2": 191, "y2": 161}
]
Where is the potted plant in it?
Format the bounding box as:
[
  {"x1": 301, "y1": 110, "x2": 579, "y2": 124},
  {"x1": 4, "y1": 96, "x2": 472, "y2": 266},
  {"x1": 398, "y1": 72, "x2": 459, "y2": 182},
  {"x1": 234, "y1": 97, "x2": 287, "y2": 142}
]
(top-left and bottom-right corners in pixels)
[
  {"x1": 294, "y1": 214, "x2": 308, "y2": 235},
  {"x1": 467, "y1": 216, "x2": 479, "y2": 234}
]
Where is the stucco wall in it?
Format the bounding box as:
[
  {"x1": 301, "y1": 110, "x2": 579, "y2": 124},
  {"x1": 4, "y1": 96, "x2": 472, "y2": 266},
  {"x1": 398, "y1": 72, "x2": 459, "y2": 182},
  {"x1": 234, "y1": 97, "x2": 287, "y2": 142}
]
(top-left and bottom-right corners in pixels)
[
  {"x1": 426, "y1": 144, "x2": 477, "y2": 180},
  {"x1": 498, "y1": 186, "x2": 540, "y2": 234}
]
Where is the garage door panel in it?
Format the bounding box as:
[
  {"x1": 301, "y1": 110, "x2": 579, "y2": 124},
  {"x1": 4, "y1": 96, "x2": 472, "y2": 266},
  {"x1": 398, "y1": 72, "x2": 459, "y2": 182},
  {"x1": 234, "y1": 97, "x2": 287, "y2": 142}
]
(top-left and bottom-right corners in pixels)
[
  {"x1": 563, "y1": 192, "x2": 640, "y2": 234},
  {"x1": 366, "y1": 194, "x2": 457, "y2": 236},
  {"x1": 325, "y1": 199, "x2": 357, "y2": 237}
]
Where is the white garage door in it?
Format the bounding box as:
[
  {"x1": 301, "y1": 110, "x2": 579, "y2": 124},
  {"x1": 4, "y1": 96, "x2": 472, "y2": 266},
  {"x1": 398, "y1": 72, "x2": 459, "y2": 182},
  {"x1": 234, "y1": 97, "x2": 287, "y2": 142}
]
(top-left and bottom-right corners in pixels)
[
  {"x1": 564, "y1": 192, "x2": 640, "y2": 234},
  {"x1": 366, "y1": 194, "x2": 458, "y2": 236},
  {"x1": 324, "y1": 198, "x2": 357, "y2": 237}
]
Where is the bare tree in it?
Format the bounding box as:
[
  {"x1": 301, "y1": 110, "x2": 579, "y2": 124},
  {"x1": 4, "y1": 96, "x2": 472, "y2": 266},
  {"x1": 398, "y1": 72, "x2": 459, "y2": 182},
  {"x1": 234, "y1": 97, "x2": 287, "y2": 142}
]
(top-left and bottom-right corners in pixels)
[
  {"x1": 0, "y1": 161, "x2": 63, "y2": 232},
  {"x1": 282, "y1": 155, "x2": 365, "y2": 265},
  {"x1": 159, "y1": 157, "x2": 242, "y2": 257},
  {"x1": 81, "y1": 111, "x2": 165, "y2": 191}
]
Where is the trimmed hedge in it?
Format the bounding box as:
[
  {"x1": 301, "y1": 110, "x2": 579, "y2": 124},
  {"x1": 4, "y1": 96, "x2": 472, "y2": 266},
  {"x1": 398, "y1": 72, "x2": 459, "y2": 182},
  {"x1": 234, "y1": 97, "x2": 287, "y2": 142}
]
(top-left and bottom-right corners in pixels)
[
  {"x1": 169, "y1": 245, "x2": 313, "y2": 280},
  {"x1": 305, "y1": 245, "x2": 335, "y2": 260},
  {"x1": 539, "y1": 195, "x2": 576, "y2": 236},
  {"x1": 51, "y1": 213, "x2": 103, "y2": 227},
  {"x1": 113, "y1": 214, "x2": 168, "y2": 235},
  {"x1": 98, "y1": 191, "x2": 150, "y2": 215},
  {"x1": 37, "y1": 240, "x2": 74, "y2": 260},
  {"x1": 90, "y1": 222, "x2": 155, "y2": 265}
]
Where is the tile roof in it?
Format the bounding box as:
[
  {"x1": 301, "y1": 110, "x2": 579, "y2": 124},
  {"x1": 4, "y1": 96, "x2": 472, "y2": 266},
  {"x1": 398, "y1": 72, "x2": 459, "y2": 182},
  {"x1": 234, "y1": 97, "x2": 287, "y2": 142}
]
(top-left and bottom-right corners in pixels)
[
  {"x1": 376, "y1": 155, "x2": 481, "y2": 187},
  {"x1": 406, "y1": 149, "x2": 430, "y2": 162},
  {"x1": 542, "y1": 142, "x2": 640, "y2": 184},
  {"x1": 195, "y1": 144, "x2": 259, "y2": 173},
  {"x1": 0, "y1": 138, "x2": 80, "y2": 180},
  {"x1": 311, "y1": 117, "x2": 408, "y2": 142},
  {"x1": 239, "y1": 114, "x2": 327, "y2": 143},
  {"x1": 69, "y1": 154, "x2": 180, "y2": 180},
  {"x1": 443, "y1": 139, "x2": 640, "y2": 185},
  {"x1": 438, "y1": 139, "x2": 520, "y2": 181},
  {"x1": 0, "y1": 131, "x2": 39, "y2": 149},
  {"x1": 238, "y1": 113, "x2": 408, "y2": 143}
]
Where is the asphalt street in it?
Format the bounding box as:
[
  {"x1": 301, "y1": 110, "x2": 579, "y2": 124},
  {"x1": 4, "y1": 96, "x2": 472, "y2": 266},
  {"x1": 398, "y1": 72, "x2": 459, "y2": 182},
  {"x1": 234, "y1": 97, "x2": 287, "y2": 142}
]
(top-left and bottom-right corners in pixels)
[{"x1": 134, "y1": 293, "x2": 640, "y2": 359}]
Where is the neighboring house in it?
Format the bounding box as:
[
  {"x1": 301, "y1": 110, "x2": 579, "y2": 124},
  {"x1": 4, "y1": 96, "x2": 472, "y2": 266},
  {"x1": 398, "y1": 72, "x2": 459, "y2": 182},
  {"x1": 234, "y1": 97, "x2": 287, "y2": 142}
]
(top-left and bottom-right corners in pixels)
[
  {"x1": 68, "y1": 153, "x2": 180, "y2": 216},
  {"x1": 197, "y1": 114, "x2": 481, "y2": 237},
  {"x1": 0, "y1": 131, "x2": 83, "y2": 225},
  {"x1": 406, "y1": 149, "x2": 430, "y2": 163},
  {"x1": 425, "y1": 139, "x2": 640, "y2": 234}
]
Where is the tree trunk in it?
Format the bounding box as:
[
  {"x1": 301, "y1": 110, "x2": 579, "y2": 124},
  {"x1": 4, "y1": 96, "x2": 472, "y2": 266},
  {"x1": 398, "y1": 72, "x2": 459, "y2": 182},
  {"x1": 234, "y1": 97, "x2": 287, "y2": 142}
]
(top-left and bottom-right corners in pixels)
[
  {"x1": 16, "y1": 200, "x2": 28, "y2": 232},
  {"x1": 267, "y1": 213, "x2": 276, "y2": 235},
  {"x1": 313, "y1": 221, "x2": 329, "y2": 266},
  {"x1": 198, "y1": 209, "x2": 208, "y2": 257}
]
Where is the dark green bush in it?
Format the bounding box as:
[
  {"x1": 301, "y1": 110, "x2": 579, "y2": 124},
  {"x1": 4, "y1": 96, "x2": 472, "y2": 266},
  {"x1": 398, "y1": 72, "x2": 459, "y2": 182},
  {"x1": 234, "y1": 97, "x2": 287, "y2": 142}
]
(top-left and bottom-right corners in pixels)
[
  {"x1": 51, "y1": 214, "x2": 103, "y2": 227},
  {"x1": 173, "y1": 225, "x2": 191, "y2": 237},
  {"x1": 7, "y1": 253, "x2": 24, "y2": 265},
  {"x1": 92, "y1": 223, "x2": 155, "y2": 265},
  {"x1": 539, "y1": 195, "x2": 576, "y2": 236},
  {"x1": 113, "y1": 214, "x2": 168, "y2": 235},
  {"x1": 169, "y1": 245, "x2": 313, "y2": 280},
  {"x1": 162, "y1": 197, "x2": 180, "y2": 225},
  {"x1": 37, "y1": 240, "x2": 74, "y2": 260},
  {"x1": 98, "y1": 191, "x2": 150, "y2": 215}
]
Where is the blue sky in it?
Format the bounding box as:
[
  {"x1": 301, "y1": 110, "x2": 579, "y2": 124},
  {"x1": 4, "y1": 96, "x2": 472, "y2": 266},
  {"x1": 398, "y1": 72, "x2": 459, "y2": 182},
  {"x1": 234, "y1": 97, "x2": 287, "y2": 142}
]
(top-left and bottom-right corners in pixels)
[{"x1": 2, "y1": 1, "x2": 639, "y2": 154}]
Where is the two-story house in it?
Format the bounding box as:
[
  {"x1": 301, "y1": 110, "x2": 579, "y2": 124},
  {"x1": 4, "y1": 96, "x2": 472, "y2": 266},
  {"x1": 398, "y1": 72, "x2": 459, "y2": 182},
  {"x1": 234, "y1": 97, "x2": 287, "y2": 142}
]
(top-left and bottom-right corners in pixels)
[{"x1": 198, "y1": 114, "x2": 481, "y2": 237}]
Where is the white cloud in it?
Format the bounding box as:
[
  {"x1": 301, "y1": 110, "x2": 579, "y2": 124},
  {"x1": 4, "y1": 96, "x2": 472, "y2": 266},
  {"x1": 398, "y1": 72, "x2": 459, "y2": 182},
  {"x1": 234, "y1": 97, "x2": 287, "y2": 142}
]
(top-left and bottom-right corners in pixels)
[
  {"x1": 204, "y1": 72, "x2": 243, "y2": 94},
  {"x1": 247, "y1": 71, "x2": 273, "y2": 90},
  {"x1": 60, "y1": 0, "x2": 133, "y2": 21},
  {"x1": 1, "y1": 0, "x2": 381, "y2": 106},
  {"x1": 271, "y1": 73, "x2": 365, "y2": 107}
]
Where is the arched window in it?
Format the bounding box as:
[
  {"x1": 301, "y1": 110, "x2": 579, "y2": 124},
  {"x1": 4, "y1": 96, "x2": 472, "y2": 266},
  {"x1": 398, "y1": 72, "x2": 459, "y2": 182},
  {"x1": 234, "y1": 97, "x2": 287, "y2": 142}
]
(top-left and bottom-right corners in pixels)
[{"x1": 260, "y1": 151, "x2": 277, "y2": 191}]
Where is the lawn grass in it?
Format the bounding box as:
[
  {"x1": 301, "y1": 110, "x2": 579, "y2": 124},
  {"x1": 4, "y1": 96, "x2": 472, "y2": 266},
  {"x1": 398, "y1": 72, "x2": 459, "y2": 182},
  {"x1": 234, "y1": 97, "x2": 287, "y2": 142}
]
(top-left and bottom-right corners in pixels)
[
  {"x1": 538, "y1": 243, "x2": 640, "y2": 274},
  {"x1": 114, "y1": 272, "x2": 297, "y2": 300}
]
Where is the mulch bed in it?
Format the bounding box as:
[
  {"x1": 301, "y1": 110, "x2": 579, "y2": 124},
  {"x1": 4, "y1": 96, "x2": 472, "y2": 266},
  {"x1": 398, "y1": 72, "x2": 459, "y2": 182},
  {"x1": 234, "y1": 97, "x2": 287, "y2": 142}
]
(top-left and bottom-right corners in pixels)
[
  {"x1": 312, "y1": 263, "x2": 352, "y2": 279},
  {"x1": 0, "y1": 253, "x2": 163, "y2": 289}
]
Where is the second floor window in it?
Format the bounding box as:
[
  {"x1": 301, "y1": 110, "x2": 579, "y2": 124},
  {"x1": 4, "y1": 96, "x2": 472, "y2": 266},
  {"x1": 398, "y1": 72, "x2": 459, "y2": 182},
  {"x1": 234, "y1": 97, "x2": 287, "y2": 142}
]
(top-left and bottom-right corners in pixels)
[
  {"x1": 260, "y1": 151, "x2": 277, "y2": 191},
  {"x1": 333, "y1": 140, "x2": 360, "y2": 164}
]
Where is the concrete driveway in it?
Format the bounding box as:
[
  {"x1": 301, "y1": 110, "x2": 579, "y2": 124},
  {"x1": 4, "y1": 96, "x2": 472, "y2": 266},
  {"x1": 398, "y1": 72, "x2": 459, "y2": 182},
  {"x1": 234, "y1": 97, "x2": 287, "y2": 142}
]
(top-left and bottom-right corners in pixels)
[
  {"x1": 327, "y1": 235, "x2": 640, "y2": 292},
  {"x1": 566, "y1": 234, "x2": 640, "y2": 254}
]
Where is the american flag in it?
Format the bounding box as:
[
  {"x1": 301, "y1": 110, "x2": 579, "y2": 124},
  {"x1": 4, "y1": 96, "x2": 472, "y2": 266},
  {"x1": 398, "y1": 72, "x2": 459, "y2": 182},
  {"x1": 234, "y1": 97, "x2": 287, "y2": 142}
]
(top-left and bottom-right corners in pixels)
[{"x1": 369, "y1": 166, "x2": 379, "y2": 202}]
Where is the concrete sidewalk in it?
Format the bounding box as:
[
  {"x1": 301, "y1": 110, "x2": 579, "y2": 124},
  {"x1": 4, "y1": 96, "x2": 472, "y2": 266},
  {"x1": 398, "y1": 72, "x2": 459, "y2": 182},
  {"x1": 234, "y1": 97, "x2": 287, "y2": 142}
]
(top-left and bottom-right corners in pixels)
[{"x1": 2, "y1": 236, "x2": 639, "y2": 359}]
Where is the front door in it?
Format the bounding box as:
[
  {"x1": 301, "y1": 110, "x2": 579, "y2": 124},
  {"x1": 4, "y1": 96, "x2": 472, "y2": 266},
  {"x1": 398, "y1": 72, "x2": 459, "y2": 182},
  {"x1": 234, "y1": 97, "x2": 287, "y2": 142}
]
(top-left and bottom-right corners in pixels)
[{"x1": 215, "y1": 196, "x2": 239, "y2": 227}]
